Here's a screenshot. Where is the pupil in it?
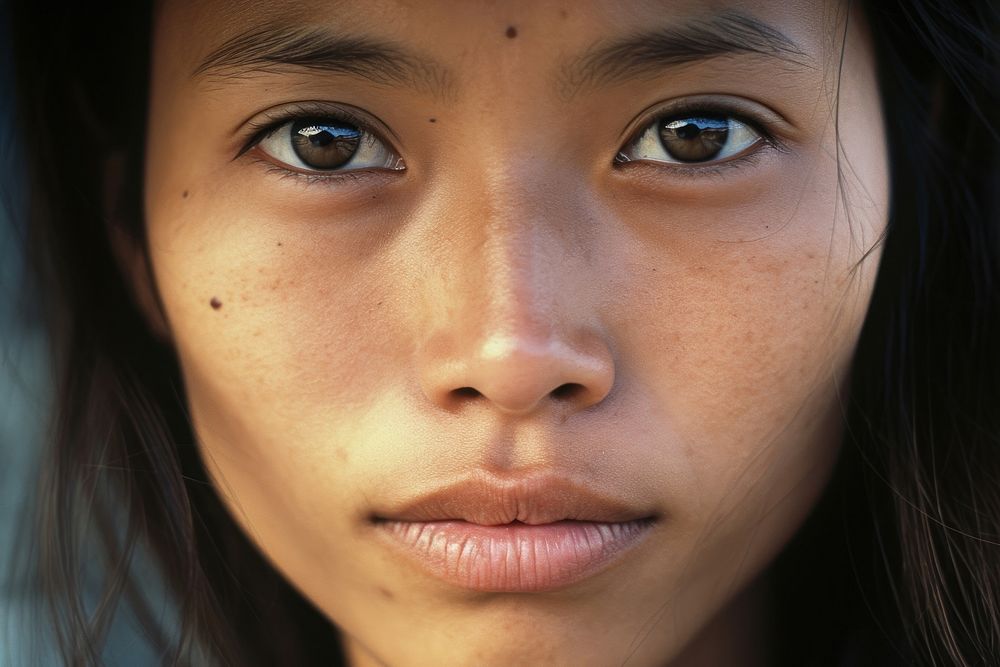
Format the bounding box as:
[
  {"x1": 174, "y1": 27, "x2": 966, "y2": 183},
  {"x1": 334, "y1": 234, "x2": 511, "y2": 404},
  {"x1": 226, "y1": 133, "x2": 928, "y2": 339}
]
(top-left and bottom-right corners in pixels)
[
  {"x1": 659, "y1": 116, "x2": 730, "y2": 163},
  {"x1": 309, "y1": 131, "x2": 336, "y2": 147},
  {"x1": 291, "y1": 119, "x2": 361, "y2": 169},
  {"x1": 675, "y1": 123, "x2": 701, "y2": 140}
]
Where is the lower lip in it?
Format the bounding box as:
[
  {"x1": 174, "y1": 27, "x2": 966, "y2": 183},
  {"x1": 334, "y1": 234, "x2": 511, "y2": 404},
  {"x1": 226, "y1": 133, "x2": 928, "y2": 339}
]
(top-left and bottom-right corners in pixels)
[{"x1": 375, "y1": 518, "x2": 654, "y2": 592}]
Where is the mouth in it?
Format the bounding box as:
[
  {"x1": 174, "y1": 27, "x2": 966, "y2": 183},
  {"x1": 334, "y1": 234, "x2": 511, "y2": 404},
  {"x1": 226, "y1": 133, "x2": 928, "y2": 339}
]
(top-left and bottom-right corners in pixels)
[{"x1": 369, "y1": 475, "x2": 659, "y2": 592}]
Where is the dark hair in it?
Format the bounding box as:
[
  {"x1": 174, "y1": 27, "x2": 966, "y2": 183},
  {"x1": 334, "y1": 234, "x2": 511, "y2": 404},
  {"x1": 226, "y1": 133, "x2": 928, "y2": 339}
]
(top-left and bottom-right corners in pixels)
[{"x1": 6, "y1": 1, "x2": 999, "y2": 664}]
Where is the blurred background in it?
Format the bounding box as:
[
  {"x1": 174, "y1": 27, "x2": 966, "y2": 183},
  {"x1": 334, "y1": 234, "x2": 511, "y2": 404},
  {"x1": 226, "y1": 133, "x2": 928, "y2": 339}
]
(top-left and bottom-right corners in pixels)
[
  {"x1": 0, "y1": 5, "x2": 172, "y2": 664},
  {"x1": 0, "y1": 3, "x2": 52, "y2": 662}
]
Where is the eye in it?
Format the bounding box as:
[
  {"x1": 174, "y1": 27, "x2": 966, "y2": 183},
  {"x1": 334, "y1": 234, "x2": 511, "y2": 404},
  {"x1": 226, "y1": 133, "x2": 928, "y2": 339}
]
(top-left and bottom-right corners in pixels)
[
  {"x1": 255, "y1": 117, "x2": 403, "y2": 173},
  {"x1": 618, "y1": 113, "x2": 763, "y2": 165}
]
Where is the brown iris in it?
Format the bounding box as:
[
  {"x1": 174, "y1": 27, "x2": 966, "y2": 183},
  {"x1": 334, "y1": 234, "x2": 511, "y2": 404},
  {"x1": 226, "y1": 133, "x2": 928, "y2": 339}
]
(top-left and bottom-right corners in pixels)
[
  {"x1": 658, "y1": 116, "x2": 730, "y2": 163},
  {"x1": 290, "y1": 119, "x2": 362, "y2": 170}
]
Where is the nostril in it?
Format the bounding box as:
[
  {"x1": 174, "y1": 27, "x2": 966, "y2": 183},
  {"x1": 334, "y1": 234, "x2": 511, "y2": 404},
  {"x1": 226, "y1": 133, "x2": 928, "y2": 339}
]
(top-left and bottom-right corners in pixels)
[
  {"x1": 550, "y1": 383, "x2": 584, "y2": 400},
  {"x1": 449, "y1": 383, "x2": 584, "y2": 406},
  {"x1": 452, "y1": 387, "x2": 482, "y2": 400}
]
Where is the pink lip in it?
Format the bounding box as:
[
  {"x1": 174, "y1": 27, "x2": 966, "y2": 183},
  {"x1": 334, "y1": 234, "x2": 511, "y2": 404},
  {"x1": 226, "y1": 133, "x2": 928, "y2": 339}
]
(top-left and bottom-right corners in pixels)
[
  {"x1": 370, "y1": 475, "x2": 658, "y2": 591},
  {"x1": 376, "y1": 518, "x2": 654, "y2": 591}
]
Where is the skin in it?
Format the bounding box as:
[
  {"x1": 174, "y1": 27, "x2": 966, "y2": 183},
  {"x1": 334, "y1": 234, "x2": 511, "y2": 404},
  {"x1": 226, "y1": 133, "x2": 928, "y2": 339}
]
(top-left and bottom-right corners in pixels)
[{"x1": 137, "y1": 0, "x2": 888, "y2": 664}]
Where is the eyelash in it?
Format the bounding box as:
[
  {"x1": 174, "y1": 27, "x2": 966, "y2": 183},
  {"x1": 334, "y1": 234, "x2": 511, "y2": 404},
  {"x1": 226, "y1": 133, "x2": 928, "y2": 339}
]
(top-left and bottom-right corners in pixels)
[
  {"x1": 237, "y1": 102, "x2": 786, "y2": 185},
  {"x1": 237, "y1": 103, "x2": 397, "y2": 186},
  {"x1": 615, "y1": 103, "x2": 788, "y2": 180},
  {"x1": 248, "y1": 157, "x2": 376, "y2": 186}
]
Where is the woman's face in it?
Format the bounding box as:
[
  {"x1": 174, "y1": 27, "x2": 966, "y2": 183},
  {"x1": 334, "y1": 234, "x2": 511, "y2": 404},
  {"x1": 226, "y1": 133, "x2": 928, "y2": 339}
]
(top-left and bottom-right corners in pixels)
[{"x1": 142, "y1": 1, "x2": 887, "y2": 664}]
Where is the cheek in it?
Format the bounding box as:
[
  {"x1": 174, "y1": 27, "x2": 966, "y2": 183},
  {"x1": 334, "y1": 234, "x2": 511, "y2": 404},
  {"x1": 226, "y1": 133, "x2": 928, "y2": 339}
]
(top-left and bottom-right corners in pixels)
[
  {"x1": 145, "y1": 199, "x2": 423, "y2": 596},
  {"x1": 153, "y1": 209, "x2": 401, "y2": 398},
  {"x1": 590, "y1": 160, "x2": 884, "y2": 640},
  {"x1": 146, "y1": 193, "x2": 421, "y2": 497},
  {"x1": 611, "y1": 149, "x2": 883, "y2": 521},
  {"x1": 630, "y1": 250, "x2": 846, "y2": 458}
]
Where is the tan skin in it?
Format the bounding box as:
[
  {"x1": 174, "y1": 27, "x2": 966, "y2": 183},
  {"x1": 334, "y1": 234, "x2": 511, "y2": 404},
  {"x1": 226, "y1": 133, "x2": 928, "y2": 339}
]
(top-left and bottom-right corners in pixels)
[{"x1": 133, "y1": 1, "x2": 887, "y2": 664}]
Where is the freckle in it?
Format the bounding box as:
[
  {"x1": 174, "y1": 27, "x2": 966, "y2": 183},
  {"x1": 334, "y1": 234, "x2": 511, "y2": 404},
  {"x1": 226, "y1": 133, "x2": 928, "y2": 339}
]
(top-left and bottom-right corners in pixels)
[
  {"x1": 182, "y1": 190, "x2": 189, "y2": 198},
  {"x1": 210, "y1": 297, "x2": 222, "y2": 310},
  {"x1": 428, "y1": 117, "x2": 437, "y2": 123},
  {"x1": 277, "y1": 241, "x2": 283, "y2": 247},
  {"x1": 505, "y1": 25, "x2": 517, "y2": 38},
  {"x1": 559, "y1": 9, "x2": 568, "y2": 18},
  {"x1": 377, "y1": 586, "x2": 395, "y2": 600}
]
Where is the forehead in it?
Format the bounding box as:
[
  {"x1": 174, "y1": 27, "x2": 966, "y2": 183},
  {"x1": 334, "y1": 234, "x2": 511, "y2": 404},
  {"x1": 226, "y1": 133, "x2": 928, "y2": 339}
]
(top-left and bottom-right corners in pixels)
[{"x1": 155, "y1": 0, "x2": 840, "y2": 96}]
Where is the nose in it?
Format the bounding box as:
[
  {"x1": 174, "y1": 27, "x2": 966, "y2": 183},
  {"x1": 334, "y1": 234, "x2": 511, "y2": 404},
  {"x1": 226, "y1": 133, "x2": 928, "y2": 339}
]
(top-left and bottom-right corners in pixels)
[
  {"x1": 414, "y1": 173, "x2": 615, "y2": 418},
  {"x1": 419, "y1": 329, "x2": 615, "y2": 416}
]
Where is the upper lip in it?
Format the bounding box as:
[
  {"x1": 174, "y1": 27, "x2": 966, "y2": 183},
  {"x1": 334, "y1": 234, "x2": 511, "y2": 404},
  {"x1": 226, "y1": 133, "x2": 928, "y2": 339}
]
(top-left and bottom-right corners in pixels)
[{"x1": 372, "y1": 474, "x2": 656, "y2": 526}]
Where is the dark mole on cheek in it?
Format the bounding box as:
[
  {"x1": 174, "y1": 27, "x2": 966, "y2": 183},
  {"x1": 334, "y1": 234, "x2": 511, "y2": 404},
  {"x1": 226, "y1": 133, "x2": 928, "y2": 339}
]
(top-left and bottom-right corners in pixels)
[
  {"x1": 428, "y1": 117, "x2": 436, "y2": 123},
  {"x1": 210, "y1": 297, "x2": 222, "y2": 310},
  {"x1": 182, "y1": 190, "x2": 189, "y2": 198},
  {"x1": 505, "y1": 25, "x2": 517, "y2": 38}
]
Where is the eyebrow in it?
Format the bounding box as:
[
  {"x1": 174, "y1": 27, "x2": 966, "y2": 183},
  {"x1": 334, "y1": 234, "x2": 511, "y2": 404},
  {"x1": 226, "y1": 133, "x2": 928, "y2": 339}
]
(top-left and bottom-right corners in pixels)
[
  {"x1": 192, "y1": 25, "x2": 452, "y2": 97},
  {"x1": 561, "y1": 11, "x2": 815, "y2": 96}
]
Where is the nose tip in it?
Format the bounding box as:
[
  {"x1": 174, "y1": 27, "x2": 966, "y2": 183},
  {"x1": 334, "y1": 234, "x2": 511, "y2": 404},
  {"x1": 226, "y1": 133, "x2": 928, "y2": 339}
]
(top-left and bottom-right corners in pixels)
[{"x1": 419, "y1": 334, "x2": 615, "y2": 417}]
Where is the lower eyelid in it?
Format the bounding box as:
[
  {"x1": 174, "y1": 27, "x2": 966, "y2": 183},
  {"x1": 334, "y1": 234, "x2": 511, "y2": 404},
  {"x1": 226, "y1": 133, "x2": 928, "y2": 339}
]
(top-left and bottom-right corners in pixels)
[
  {"x1": 614, "y1": 141, "x2": 779, "y2": 181},
  {"x1": 247, "y1": 155, "x2": 404, "y2": 191}
]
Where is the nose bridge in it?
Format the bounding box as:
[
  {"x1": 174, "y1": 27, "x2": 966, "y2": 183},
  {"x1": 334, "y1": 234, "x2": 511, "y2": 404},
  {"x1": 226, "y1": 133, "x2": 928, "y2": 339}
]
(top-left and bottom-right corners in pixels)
[
  {"x1": 477, "y1": 171, "x2": 559, "y2": 340},
  {"x1": 442, "y1": 156, "x2": 583, "y2": 351},
  {"x1": 414, "y1": 164, "x2": 615, "y2": 418}
]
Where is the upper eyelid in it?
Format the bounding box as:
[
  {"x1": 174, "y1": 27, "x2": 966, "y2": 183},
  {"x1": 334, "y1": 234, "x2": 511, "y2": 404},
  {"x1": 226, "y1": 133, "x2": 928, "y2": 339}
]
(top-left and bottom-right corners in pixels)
[
  {"x1": 234, "y1": 102, "x2": 400, "y2": 160},
  {"x1": 617, "y1": 95, "x2": 790, "y2": 149},
  {"x1": 613, "y1": 110, "x2": 797, "y2": 182},
  {"x1": 626, "y1": 110, "x2": 768, "y2": 150},
  {"x1": 617, "y1": 110, "x2": 791, "y2": 170}
]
